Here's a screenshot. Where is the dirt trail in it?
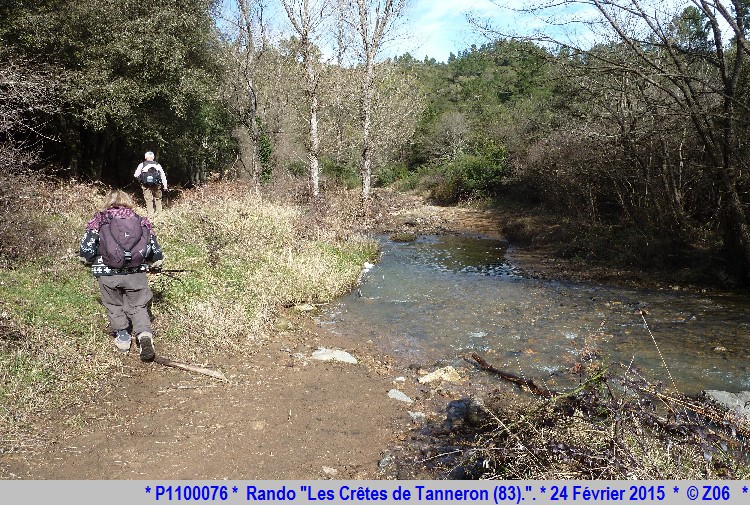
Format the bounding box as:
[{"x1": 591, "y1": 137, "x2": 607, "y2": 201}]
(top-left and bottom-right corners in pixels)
[{"x1": 2, "y1": 314, "x2": 424, "y2": 480}]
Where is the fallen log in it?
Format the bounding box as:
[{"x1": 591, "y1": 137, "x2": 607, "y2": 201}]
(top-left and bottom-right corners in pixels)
[
  {"x1": 154, "y1": 356, "x2": 229, "y2": 382},
  {"x1": 471, "y1": 353, "x2": 554, "y2": 398}
]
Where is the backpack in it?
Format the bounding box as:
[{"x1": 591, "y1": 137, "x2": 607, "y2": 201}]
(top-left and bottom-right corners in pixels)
[
  {"x1": 98, "y1": 212, "x2": 150, "y2": 269},
  {"x1": 138, "y1": 163, "x2": 162, "y2": 187}
]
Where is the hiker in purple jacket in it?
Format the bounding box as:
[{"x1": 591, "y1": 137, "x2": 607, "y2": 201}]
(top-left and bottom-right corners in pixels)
[{"x1": 79, "y1": 190, "x2": 163, "y2": 361}]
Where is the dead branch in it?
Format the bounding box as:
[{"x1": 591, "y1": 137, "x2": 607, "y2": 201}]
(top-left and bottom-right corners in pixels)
[
  {"x1": 471, "y1": 352, "x2": 554, "y2": 398},
  {"x1": 154, "y1": 356, "x2": 229, "y2": 382}
]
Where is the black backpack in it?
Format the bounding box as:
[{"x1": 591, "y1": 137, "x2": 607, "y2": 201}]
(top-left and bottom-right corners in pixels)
[
  {"x1": 99, "y1": 213, "x2": 150, "y2": 269},
  {"x1": 139, "y1": 163, "x2": 162, "y2": 187}
]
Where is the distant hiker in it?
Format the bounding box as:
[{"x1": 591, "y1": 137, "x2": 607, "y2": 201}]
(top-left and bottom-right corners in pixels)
[
  {"x1": 79, "y1": 189, "x2": 163, "y2": 362},
  {"x1": 134, "y1": 151, "x2": 168, "y2": 215}
]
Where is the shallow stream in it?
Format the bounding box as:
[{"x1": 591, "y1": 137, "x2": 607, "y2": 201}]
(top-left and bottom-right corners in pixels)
[{"x1": 319, "y1": 235, "x2": 750, "y2": 396}]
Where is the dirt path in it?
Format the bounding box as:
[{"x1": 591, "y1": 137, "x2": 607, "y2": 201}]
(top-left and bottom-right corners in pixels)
[{"x1": 2, "y1": 313, "x2": 427, "y2": 480}]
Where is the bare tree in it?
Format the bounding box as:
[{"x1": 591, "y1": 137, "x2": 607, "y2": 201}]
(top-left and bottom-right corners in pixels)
[
  {"x1": 281, "y1": 0, "x2": 334, "y2": 198},
  {"x1": 221, "y1": 0, "x2": 268, "y2": 190},
  {"x1": 349, "y1": 0, "x2": 410, "y2": 202},
  {"x1": 0, "y1": 56, "x2": 65, "y2": 169},
  {"x1": 316, "y1": 59, "x2": 424, "y2": 180},
  {"x1": 333, "y1": 0, "x2": 354, "y2": 165}
]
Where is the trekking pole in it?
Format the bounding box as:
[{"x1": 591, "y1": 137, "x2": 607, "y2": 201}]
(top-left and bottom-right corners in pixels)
[{"x1": 147, "y1": 267, "x2": 194, "y2": 283}]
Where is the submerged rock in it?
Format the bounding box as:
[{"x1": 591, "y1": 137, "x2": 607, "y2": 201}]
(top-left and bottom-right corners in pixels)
[
  {"x1": 294, "y1": 303, "x2": 317, "y2": 312},
  {"x1": 274, "y1": 317, "x2": 294, "y2": 331},
  {"x1": 701, "y1": 390, "x2": 750, "y2": 421},
  {"x1": 310, "y1": 348, "x2": 358, "y2": 364}
]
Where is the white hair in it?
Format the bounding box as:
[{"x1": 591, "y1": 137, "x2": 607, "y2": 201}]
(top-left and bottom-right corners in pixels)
[{"x1": 144, "y1": 151, "x2": 155, "y2": 161}]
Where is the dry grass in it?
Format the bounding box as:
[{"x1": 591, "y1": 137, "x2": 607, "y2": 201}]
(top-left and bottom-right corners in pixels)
[
  {"x1": 420, "y1": 358, "x2": 750, "y2": 480},
  {"x1": 151, "y1": 180, "x2": 377, "y2": 361},
  {"x1": 465, "y1": 366, "x2": 750, "y2": 479}
]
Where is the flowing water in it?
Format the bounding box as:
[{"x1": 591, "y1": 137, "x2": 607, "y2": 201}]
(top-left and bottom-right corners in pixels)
[{"x1": 319, "y1": 234, "x2": 750, "y2": 397}]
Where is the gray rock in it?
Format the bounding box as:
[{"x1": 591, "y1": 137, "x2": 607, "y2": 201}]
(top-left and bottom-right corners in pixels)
[
  {"x1": 446, "y1": 399, "x2": 468, "y2": 427},
  {"x1": 388, "y1": 389, "x2": 413, "y2": 404},
  {"x1": 466, "y1": 397, "x2": 489, "y2": 426},
  {"x1": 321, "y1": 466, "x2": 338, "y2": 477},
  {"x1": 446, "y1": 397, "x2": 489, "y2": 427},
  {"x1": 377, "y1": 451, "x2": 397, "y2": 479},
  {"x1": 701, "y1": 390, "x2": 750, "y2": 421},
  {"x1": 407, "y1": 411, "x2": 426, "y2": 423},
  {"x1": 310, "y1": 348, "x2": 358, "y2": 364},
  {"x1": 418, "y1": 365, "x2": 462, "y2": 384}
]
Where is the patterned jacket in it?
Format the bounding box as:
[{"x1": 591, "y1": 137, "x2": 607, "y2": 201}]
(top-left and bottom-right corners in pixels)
[{"x1": 79, "y1": 206, "x2": 163, "y2": 277}]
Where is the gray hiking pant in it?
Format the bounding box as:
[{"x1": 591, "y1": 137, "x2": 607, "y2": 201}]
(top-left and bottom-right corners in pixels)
[
  {"x1": 142, "y1": 185, "x2": 163, "y2": 215},
  {"x1": 97, "y1": 273, "x2": 153, "y2": 336}
]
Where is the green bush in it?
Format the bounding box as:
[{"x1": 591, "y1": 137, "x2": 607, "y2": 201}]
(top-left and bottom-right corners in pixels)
[
  {"x1": 321, "y1": 158, "x2": 360, "y2": 189},
  {"x1": 451, "y1": 143, "x2": 506, "y2": 194},
  {"x1": 287, "y1": 160, "x2": 307, "y2": 177},
  {"x1": 404, "y1": 140, "x2": 509, "y2": 203},
  {"x1": 422, "y1": 143, "x2": 507, "y2": 203},
  {"x1": 375, "y1": 162, "x2": 409, "y2": 187},
  {"x1": 257, "y1": 118, "x2": 273, "y2": 184}
]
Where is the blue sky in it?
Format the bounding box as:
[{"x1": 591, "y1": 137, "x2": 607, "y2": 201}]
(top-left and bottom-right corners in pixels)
[
  {"x1": 403, "y1": 0, "x2": 502, "y2": 62},
  {"x1": 399, "y1": 0, "x2": 603, "y2": 62},
  {"x1": 217, "y1": 0, "x2": 600, "y2": 63}
]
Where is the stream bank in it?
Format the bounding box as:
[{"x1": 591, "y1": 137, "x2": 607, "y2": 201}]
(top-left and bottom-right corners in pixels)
[
  {"x1": 357, "y1": 192, "x2": 750, "y2": 479},
  {"x1": 368, "y1": 191, "x2": 734, "y2": 293}
]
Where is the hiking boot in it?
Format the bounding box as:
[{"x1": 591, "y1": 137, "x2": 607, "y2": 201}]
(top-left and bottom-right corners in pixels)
[
  {"x1": 137, "y1": 332, "x2": 155, "y2": 362},
  {"x1": 114, "y1": 330, "x2": 131, "y2": 352}
]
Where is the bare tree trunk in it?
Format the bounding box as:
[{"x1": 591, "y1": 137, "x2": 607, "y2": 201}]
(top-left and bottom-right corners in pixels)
[
  {"x1": 236, "y1": 0, "x2": 264, "y2": 195},
  {"x1": 282, "y1": 0, "x2": 328, "y2": 199},
  {"x1": 352, "y1": 0, "x2": 409, "y2": 203},
  {"x1": 307, "y1": 58, "x2": 321, "y2": 198},
  {"x1": 334, "y1": 0, "x2": 347, "y2": 166},
  {"x1": 360, "y1": 53, "x2": 374, "y2": 201}
]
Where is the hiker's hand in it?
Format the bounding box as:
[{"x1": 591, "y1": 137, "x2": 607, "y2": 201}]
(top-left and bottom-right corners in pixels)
[{"x1": 149, "y1": 259, "x2": 163, "y2": 272}]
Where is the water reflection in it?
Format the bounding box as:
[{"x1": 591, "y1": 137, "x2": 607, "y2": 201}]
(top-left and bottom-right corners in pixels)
[{"x1": 318, "y1": 235, "x2": 750, "y2": 396}]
